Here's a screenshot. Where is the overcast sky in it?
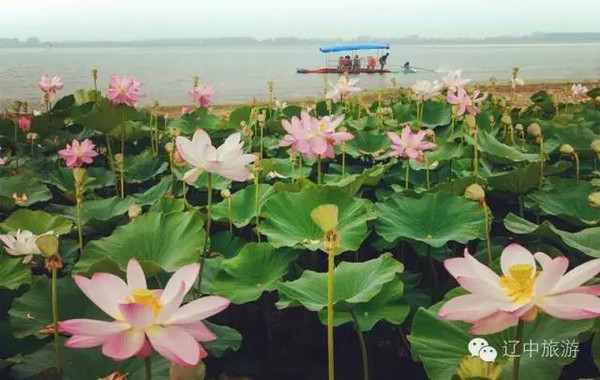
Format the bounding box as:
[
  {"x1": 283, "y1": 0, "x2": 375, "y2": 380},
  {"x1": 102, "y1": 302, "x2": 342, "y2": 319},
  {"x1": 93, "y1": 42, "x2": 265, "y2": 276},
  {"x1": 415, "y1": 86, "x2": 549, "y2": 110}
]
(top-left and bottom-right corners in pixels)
[{"x1": 2, "y1": 0, "x2": 599, "y2": 41}]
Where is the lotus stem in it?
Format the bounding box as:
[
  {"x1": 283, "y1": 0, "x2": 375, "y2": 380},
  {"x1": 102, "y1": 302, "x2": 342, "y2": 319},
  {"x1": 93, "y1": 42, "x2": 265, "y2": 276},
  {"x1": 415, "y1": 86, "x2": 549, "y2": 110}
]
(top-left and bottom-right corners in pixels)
[
  {"x1": 317, "y1": 155, "x2": 322, "y2": 185},
  {"x1": 518, "y1": 196, "x2": 525, "y2": 219},
  {"x1": 449, "y1": 115, "x2": 455, "y2": 140},
  {"x1": 227, "y1": 196, "x2": 233, "y2": 234},
  {"x1": 327, "y1": 248, "x2": 335, "y2": 380},
  {"x1": 75, "y1": 180, "x2": 84, "y2": 259},
  {"x1": 425, "y1": 156, "x2": 430, "y2": 190},
  {"x1": 342, "y1": 142, "x2": 346, "y2": 179},
  {"x1": 405, "y1": 161, "x2": 410, "y2": 190},
  {"x1": 539, "y1": 138, "x2": 544, "y2": 190},
  {"x1": 259, "y1": 119, "x2": 264, "y2": 160},
  {"x1": 254, "y1": 166, "x2": 261, "y2": 242},
  {"x1": 573, "y1": 152, "x2": 580, "y2": 181},
  {"x1": 14, "y1": 123, "x2": 19, "y2": 169},
  {"x1": 473, "y1": 130, "x2": 479, "y2": 179},
  {"x1": 197, "y1": 173, "x2": 212, "y2": 295},
  {"x1": 483, "y1": 202, "x2": 492, "y2": 265},
  {"x1": 51, "y1": 266, "x2": 61, "y2": 377},
  {"x1": 105, "y1": 134, "x2": 119, "y2": 196},
  {"x1": 145, "y1": 356, "x2": 152, "y2": 380},
  {"x1": 350, "y1": 309, "x2": 369, "y2": 380},
  {"x1": 512, "y1": 319, "x2": 525, "y2": 380},
  {"x1": 120, "y1": 110, "x2": 126, "y2": 198}
]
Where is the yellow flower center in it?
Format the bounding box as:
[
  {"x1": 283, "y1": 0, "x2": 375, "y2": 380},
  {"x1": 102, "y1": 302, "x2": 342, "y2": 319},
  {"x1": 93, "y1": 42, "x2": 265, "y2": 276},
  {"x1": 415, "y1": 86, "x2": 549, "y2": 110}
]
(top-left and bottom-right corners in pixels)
[
  {"x1": 499, "y1": 264, "x2": 537, "y2": 305},
  {"x1": 130, "y1": 289, "x2": 162, "y2": 315},
  {"x1": 73, "y1": 145, "x2": 83, "y2": 156},
  {"x1": 318, "y1": 121, "x2": 328, "y2": 133}
]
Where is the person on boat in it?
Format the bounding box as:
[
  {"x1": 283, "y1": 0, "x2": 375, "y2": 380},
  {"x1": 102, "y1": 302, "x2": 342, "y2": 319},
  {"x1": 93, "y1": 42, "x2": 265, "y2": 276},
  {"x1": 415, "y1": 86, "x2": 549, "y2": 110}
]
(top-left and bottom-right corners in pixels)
[
  {"x1": 337, "y1": 56, "x2": 344, "y2": 70},
  {"x1": 367, "y1": 56, "x2": 376, "y2": 70},
  {"x1": 403, "y1": 61, "x2": 410, "y2": 69},
  {"x1": 379, "y1": 53, "x2": 390, "y2": 70},
  {"x1": 352, "y1": 55, "x2": 361, "y2": 72}
]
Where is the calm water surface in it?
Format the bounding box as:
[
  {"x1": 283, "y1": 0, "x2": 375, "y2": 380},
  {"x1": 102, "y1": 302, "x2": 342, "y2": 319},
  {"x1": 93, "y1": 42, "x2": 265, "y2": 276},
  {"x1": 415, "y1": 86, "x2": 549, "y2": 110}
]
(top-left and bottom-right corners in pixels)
[{"x1": 0, "y1": 43, "x2": 599, "y2": 106}]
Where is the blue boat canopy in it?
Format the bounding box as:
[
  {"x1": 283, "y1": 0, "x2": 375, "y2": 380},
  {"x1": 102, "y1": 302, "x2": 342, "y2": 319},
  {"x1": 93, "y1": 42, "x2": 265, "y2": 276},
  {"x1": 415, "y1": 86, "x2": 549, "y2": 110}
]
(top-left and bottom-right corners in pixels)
[{"x1": 319, "y1": 43, "x2": 390, "y2": 53}]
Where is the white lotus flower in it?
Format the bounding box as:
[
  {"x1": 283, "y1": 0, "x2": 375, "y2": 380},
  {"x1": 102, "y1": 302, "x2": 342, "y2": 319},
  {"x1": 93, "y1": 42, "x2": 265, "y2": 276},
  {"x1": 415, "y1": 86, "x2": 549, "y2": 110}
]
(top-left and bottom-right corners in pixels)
[
  {"x1": 0, "y1": 229, "x2": 51, "y2": 263},
  {"x1": 441, "y1": 70, "x2": 471, "y2": 92},
  {"x1": 326, "y1": 76, "x2": 361, "y2": 102},
  {"x1": 411, "y1": 80, "x2": 443, "y2": 101}
]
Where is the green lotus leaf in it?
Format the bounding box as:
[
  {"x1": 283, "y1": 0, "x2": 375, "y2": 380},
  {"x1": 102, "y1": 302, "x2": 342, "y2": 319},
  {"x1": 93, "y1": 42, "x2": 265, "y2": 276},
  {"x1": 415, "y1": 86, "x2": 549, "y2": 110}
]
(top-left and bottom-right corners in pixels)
[
  {"x1": 172, "y1": 165, "x2": 232, "y2": 190},
  {"x1": 169, "y1": 110, "x2": 221, "y2": 135},
  {"x1": 277, "y1": 253, "x2": 403, "y2": 311},
  {"x1": 124, "y1": 150, "x2": 168, "y2": 183},
  {"x1": 45, "y1": 167, "x2": 115, "y2": 193},
  {"x1": 409, "y1": 296, "x2": 594, "y2": 380},
  {"x1": 423, "y1": 141, "x2": 465, "y2": 163},
  {"x1": 503, "y1": 213, "x2": 600, "y2": 258},
  {"x1": 0, "y1": 255, "x2": 31, "y2": 290},
  {"x1": 131, "y1": 176, "x2": 173, "y2": 205},
  {"x1": 261, "y1": 186, "x2": 374, "y2": 253},
  {"x1": 375, "y1": 192, "x2": 485, "y2": 248},
  {"x1": 74, "y1": 98, "x2": 140, "y2": 134},
  {"x1": 209, "y1": 231, "x2": 248, "y2": 259},
  {"x1": 0, "y1": 209, "x2": 72, "y2": 235},
  {"x1": 317, "y1": 278, "x2": 410, "y2": 331},
  {"x1": 488, "y1": 161, "x2": 571, "y2": 195},
  {"x1": 324, "y1": 164, "x2": 389, "y2": 196},
  {"x1": 211, "y1": 184, "x2": 275, "y2": 228},
  {"x1": 422, "y1": 100, "x2": 451, "y2": 127},
  {"x1": 212, "y1": 243, "x2": 298, "y2": 304},
  {"x1": 392, "y1": 104, "x2": 412, "y2": 123},
  {"x1": 48, "y1": 196, "x2": 134, "y2": 225},
  {"x1": 476, "y1": 131, "x2": 538, "y2": 164},
  {"x1": 203, "y1": 321, "x2": 243, "y2": 358},
  {"x1": 0, "y1": 172, "x2": 52, "y2": 207},
  {"x1": 259, "y1": 158, "x2": 311, "y2": 180},
  {"x1": 74, "y1": 211, "x2": 205, "y2": 276},
  {"x1": 345, "y1": 130, "x2": 390, "y2": 158},
  {"x1": 541, "y1": 121, "x2": 599, "y2": 152},
  {"x1": 526, "y1": 178, "x2": 600, "y2": 226},
  {"x1": 148, "y1": 197, "x2": 186, "y2": 214}
]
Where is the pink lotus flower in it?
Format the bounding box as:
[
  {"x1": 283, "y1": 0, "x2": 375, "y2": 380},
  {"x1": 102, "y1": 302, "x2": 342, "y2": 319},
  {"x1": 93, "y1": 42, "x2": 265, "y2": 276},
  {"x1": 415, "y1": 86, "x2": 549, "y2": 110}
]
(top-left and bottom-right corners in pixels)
[
  {"x1": 17, "y1": 116, "x2": 31, "y2": 132},
  {"x1": 439, "y1": 244, "x2": 600, "y2": 335},
  {"x1": 571, "y1": 84, "x2": 589, "y2": 101},
  {"x1": 326, "y1": 76, "x2": 361, "y2": 102},
  {"x1": 181, "y1": 106, "x2": 192, "y2": 115},
  {"x1": 441, "y1": 70, "x2": 471, "y2": 92},
  {"x1": 280, "y1": 111, "x2": 354, "y2": 160},
  {"x1": 386, "y1": 125, "x2": 436, "y2": 162},
  {"x1": 176, "y1": 129, "x2": 256, "y2": 183},
  {"x1": 58, "y1": 139, "x2": 99, "y2": 168},
  {"x1": 38, "y1": 75, "x2": 64, "y2": 94},
  {"x1": 107, "y1": 75, "x2": 145, "y2": 107},
  {"x1": 446, "y1": 88, "x2": 485, "y2": 116},
  {"x1": 189, "y1": 84, "x2": 216, "y2": 108},
  {"x1": 60, "y1": 259, "x2": 230, "y2": 366}
]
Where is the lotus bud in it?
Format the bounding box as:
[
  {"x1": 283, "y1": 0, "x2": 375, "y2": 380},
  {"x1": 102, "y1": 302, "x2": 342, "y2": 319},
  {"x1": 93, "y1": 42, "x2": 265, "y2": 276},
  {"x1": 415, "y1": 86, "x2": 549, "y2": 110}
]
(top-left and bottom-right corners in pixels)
[
  {"x1": 114, "y1": 153, "x2": 124, "y2": 165},
  {"x1": 36, "y1": 234, "x2": 59, "y2": 257},
  {"x1": 501, "y1": 114, "x2": 512, "y2": 126},
  {"x1": 170, "y1": 361, "x2": 206, "y2": 380},
  {"x1": 589, "y1": 192, "x2": 600, "y2": 209},
  {"x1": 181, "y1": 106, "x2": 191, "y2": 115},
  {"x1": 169, "y1": 128, "x2": 181, "y2": 138},
  {"x1": 591, "y1": 140, "x2": 600, "y2": 158},
  {"x1": 464, "y1": 183, "x2": 485, "y2": 203},
  {"x1": 128, "y1": 205, "x2": 142, "y2": 220},
  {"x1": 241, "y1": 121, "x2": 252, "y2": 137},
  {"x1": 451, "y1": 104, "x2": 459, "y2": 117},
  {"x1": 267, "y1": 80, "x2": 275, "y2": 91},
  {"x1": 165, "y1": 142, "x2": 174, "y2": 153},
  {"x1": 91, "y1": 68, "x2": 98, "y2": 80},
  {"x1": 17, "y1": 116, "x2": 31, "y2": 132},
  {"x1": 527, "y1": 123, "x2": 542, "y2": 143},
  {"x1": 220, "y1": 189, "x2": 231, "y2": 199},
  {"x1": 489, "y1": 76, "x2": 497, "y2": 86},
  {"x1": 515, "y1": 124, "x2": 524, "y2": 132},
  {"x1": 559, "y1": 144, "x2": 575, "y2": 156},
  {"x1": 193, "y1": 75, "x2": 200, "y2": 88}
]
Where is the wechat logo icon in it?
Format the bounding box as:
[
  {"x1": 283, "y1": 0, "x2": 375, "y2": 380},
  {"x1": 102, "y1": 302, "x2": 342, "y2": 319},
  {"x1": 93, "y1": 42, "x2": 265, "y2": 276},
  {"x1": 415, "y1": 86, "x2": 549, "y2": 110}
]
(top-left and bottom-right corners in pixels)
[{"x1": 468, "y1": 338, "x2": 498, "y2": 363}]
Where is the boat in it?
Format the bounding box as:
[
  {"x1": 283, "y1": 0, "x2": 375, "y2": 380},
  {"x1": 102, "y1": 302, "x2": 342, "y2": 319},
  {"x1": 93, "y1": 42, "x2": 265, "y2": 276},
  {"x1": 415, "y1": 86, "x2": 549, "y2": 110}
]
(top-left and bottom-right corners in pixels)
[{"x1": 297, "y1": 43, "x2": 392, "y2": 74}]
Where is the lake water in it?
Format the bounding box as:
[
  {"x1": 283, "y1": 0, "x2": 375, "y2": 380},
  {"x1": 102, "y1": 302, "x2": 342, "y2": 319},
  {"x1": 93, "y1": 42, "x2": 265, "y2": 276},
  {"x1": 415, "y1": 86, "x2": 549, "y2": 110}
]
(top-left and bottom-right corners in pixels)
[{"x1": 0, "y1": 43, "x2": 599, "y2": 106}]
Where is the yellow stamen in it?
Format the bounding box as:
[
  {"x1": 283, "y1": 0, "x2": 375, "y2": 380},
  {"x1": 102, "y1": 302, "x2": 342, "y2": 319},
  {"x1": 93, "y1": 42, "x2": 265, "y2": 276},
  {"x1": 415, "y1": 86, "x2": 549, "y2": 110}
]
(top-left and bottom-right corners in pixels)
[
  {"x1": 130, "y1": 289, "x2": 162, "y2": 315},
  {"x1": 499, "y1": 264, "x2": 537, "y2": 305}
]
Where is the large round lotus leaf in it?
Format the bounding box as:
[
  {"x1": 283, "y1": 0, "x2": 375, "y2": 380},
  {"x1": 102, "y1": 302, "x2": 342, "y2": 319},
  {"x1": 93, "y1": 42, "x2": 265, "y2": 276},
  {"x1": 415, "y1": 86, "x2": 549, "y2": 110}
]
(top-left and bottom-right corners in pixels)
[
  {"x1": 0, "y1": 172, "x2": 52, "y2": 207},
  {"x1": 74, "y1": 211, "x2": 205, "y2": 276},
  {"x1": 345, "y1": 130, "x2": 390, "y2": 158},
  {"x1": 45, "y1": 167, "x2": 114, "y2": 193},
  {"x1": 317, "y1": 278, "x2": 410, "y2": 331},
  {"x1": 148, "y1": 197, "x2": 186, "y2": 214},
  {"x1": 504, "y1": 213, "x2": 600, "y2": 258},
  {"x1": 409, "y1": 293, "x2": 594, "y2": 380},
  {"x1": 210, "y1": 231, "x2": 248, "y2": 259},
  {"x1": 375, "y1": 192, "x2": 485, "y2": 248},
  {"x1": 422, "y1": 100, "x2": 451, "y2": 127},
  {"x1": 259, "y1": 158, "x2": 311, "y2": 180},
  {"x1": 261, "y1": 186, "x2": 374, "y2": 253},
  {"x1": 172, "y1": 165, "x2": 232, "y2": 190},
  {"x1": 277, "y1": 253, "x2": 403, "y2": 311},
  {"x1": 74, "y1": 98, "x2": 140, "y2": 134},
  {"x1": 526, "y1": 178, "x2": 600, "y2": 226},
  {"x1": 324, "y1": 164, "x2": 389, "y2": 196},
  {"x1": 0, "y1": 209, "x2": 72, "y2": 235},
  {"x1": 47, "y1": 196, "x2": 134, "y2": 225},
  {"x1": 212, "y1": 243, "x2": 298, "y2": 304},
  {"x1": 423, "y1": 141, "x2": 464, "y2": 164},
  {"x1": 211, "y1": 184, "x2": 275, "y2": 228},
  {"x1": 0, "y1": 255, "x2": 31, "y2": 290},
  {"x1": 124, "y1": 150, "x2": 168, "y2": 183},
  {"x1": 169, "y1": 110, "x2": 221, "y2": 135},
  {"x1": 203, "y1": 321, "x2": 243, "y2": 358},
  {"x1": 488, "y1": 161, "x2": 571, "y2": 195},
  {"x1": 475, "y1": 131, "x2": 538, "y2": 164},
  {"x1": 542, "y1": 121, "x2": 599, "y2": 152},
  {"x1": 131, "y1": 176, "x2": 173, "y2": 205}
]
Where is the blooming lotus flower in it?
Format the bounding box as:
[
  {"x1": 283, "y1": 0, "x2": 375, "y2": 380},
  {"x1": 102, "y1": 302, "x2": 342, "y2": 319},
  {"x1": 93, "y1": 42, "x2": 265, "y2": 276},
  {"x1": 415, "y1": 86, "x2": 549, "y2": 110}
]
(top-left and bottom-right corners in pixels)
[
  {"x1": 38, "y1": 75, "x2": 64, "y2": 94},
  {"x1": 411, "y1": 80, "x2": 443, "y2": 101},
  {"x1": 386, "y1": 125, "x2": 436, "y2": 162},
  {"x1": 17, "y1": 116, "x2": 31, "y2": 132},
  {"x1": 446, "y1": 88, "x2": 485, "y2": 116},
  {"x1": 58, "y1": 139, "x2": 99, "y2": 168},
  {"x1": 280, "y1": 111, "x2": 353, "y2": 160},
  {"x1": 59, "y1": 259, "x2": 230, "y2": 366},
  {"x1": 326, "y1": 76, "x2": 361, "y2": 102},
  {"x1": 0, "y1": 229, "x2": 50, "y2": 263},
  {"x1": 571, "y1": 84, "x2": 589, "y2": 101},
  {"x1": 439, "y1": 244, "x2": 600, "y2": 335},
  {"x1": 441, "y1": 70, "x2": 471, "y2": 92},
  {"x1": 189, "y1": 84, "x2": 216, "y2": 108},
  {"x1": 176, "y1": 129, "x2": 256, "y2": 183},
  {"x1": 107, "y1": 75, "x2": 145, "y2": 107}
]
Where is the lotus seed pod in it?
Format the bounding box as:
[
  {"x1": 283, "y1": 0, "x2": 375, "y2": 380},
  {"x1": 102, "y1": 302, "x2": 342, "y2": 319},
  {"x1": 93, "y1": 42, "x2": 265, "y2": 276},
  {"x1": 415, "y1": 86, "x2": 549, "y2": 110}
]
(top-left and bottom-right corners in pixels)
[
  {"x1": 464, "y1": 114, "x2": 477, "y2": 129},
  {"x1": 527, "y1": 123, "x2": 542, "y2": 137},
  {"x1": 26, "y1": 132, "x2": 39, "y2": 142},
  {"x1": 515, "y1": 124, "x2": 524, "y2": 132},
  {"x1": 165, "y1": 142, "x2": 174, "y2": 152},
  {"x1": 464, "y1": 183, "x2": 485, "y2": 202},
  {"x1": 91, "y1": 68, "x2": 98, "y2": 79},
  {"x1": 169, "y1": 127, "x2": 181, "y2": 138},
  {"x1": 589, "y1": 192, "x2": 600, "y2": 209},
  {"x1": 501, "y1": 114, "x2": 512, "y2": 125},
  {"x1": 221, "y1": 189, "x2": 231, "y2": 198},
  {"x1": 559, "y1": 144, "x2": 575, "y2": 156},
  {"x1": 114, "y1": 153, "x2": 124, "y2": 165},
  {"x1": 128, "y1": 205, "x2": 142, "y2": 220}
]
